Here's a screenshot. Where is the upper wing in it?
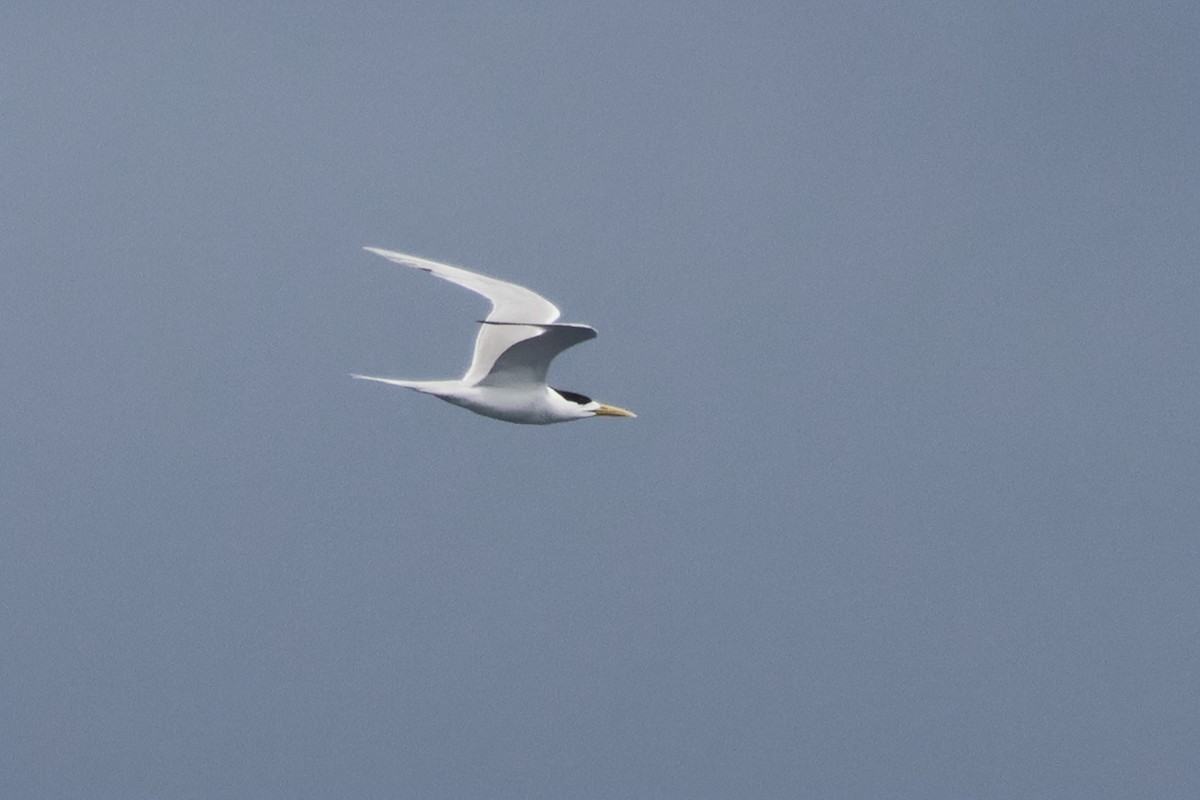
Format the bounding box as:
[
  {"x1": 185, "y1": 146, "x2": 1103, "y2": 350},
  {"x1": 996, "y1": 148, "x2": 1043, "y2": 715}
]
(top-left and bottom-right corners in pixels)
[
  {"x1": 476, "y1": 323, "x2": 597, "y2": 387},
  {"x1": 363, "y1": 247, "x2": 563, "y2": 383}
]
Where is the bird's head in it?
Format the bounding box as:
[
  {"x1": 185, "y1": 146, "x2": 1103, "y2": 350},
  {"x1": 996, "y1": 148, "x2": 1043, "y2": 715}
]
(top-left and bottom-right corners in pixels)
[{"x1": 552, "y1": 387, "x2": 637, "y2": 420}]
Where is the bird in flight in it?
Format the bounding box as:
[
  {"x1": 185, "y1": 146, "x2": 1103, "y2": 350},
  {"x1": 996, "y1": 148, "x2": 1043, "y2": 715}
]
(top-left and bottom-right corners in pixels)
[{"x1": 353, "y1": 247, "x2": 636, "y2": 425}]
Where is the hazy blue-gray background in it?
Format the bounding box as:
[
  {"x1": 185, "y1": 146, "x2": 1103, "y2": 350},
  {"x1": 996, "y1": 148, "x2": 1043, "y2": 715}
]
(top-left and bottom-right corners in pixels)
[{"x1": 3, "y1": 3, "x2": 1198, "y2": 798}]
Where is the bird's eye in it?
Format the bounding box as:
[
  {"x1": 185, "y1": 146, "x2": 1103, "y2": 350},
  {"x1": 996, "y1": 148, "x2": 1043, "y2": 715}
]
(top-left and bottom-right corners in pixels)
[{"x1": 553, "y1": 388, "x2": 592, "y2": 405}]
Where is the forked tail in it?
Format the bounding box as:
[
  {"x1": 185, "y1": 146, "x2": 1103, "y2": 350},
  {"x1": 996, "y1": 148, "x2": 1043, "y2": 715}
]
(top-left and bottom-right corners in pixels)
[{"x1": 349, "y1": 374, "x2": 444, "y2": 393}]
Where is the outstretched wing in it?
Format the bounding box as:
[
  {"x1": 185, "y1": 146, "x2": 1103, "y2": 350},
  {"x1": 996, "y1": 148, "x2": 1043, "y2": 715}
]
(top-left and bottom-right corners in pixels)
[
  {"x1": 476, "y1": 322, "x2": 597, "y2": 387},
  {"x1": 363, "y1": 247, "x2": 562, "y2": 384}
]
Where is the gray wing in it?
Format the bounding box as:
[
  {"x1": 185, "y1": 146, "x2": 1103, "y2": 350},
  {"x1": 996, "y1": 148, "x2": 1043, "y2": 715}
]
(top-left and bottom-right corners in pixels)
[
  {"x1": 476, "y1": 323, "x2": 598, "y2": 388},
  {"x1": 363, "y1": 247, "x2": 562, "y2": 384}
]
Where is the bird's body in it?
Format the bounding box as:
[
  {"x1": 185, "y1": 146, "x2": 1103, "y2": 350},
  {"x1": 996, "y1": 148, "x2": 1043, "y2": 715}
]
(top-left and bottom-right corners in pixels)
[{"x1": 353, "y1": 248, "x2": 635, "y2": 425}]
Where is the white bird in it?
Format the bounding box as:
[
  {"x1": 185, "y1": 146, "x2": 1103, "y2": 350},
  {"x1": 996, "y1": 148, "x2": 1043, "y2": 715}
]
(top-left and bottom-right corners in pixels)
[{"x1": 353, "y1": 247, "x2": 636, "y2": 425}]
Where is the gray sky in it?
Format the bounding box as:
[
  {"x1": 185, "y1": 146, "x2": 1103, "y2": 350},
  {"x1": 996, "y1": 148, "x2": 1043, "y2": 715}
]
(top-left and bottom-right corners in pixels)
[{"x1": 3, "y1": 3, "x2": 1199, "y2": 798}]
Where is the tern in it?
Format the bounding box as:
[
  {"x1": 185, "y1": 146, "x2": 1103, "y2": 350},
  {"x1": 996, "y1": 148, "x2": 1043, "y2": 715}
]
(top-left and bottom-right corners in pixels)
[{"x1": 353, "y1": 247, "x2": 636, "y2": 425}]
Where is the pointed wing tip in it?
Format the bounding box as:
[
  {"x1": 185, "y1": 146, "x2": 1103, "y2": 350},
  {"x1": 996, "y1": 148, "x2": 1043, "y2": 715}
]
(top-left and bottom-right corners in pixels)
[
  {"x1": 364, "y1": 245, "x2": 408, "y2": 259},
  {"x1": 363, "y1": 247, "x2": 434, "y2": 272}
]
